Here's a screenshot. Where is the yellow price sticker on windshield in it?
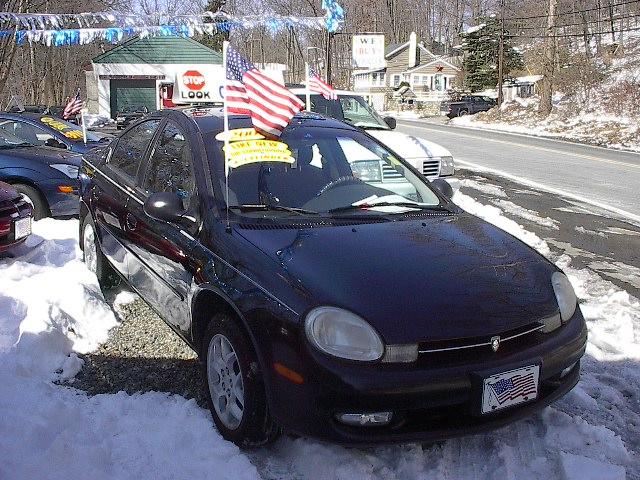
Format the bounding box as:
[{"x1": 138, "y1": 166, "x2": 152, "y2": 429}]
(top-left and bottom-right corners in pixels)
[
  {"x1": 215, "y1": 128, "x2": 265, "y2": 142},
  {"x1": 63, "y1": 130, "x2": 84, "y2": 139},
  {"x1": 224, "y1": 139, "x2": 295, "y2": 168}
]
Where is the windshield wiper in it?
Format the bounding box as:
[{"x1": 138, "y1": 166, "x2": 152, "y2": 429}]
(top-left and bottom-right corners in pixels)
[
  {"x1": 229, "y1": 204, "x2": 319, "y2": 215},
  {"x1": 328, "y1": 202, "x2": 452, "y2": 214}
]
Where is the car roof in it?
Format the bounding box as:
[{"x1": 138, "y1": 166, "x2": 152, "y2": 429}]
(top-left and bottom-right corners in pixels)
[{"x1": 151, "y1": 108, "x2": 359, "y2": 135}]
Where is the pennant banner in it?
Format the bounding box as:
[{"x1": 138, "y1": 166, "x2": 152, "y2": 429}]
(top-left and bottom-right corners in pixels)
[{"x1": 0, "y1": 5, "x2": 345, "y2": 45}]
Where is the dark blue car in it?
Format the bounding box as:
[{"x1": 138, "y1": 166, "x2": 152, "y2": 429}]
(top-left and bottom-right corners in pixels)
[
  {"x1": 0, "y1": 112, "x2": 111, "y2": 154},
  {"x1": 80, "y1": 109, "x2": 586, "y2": 447},
  {"x1": 0, "y1": 128, "x2": 83, "y2": 219}
]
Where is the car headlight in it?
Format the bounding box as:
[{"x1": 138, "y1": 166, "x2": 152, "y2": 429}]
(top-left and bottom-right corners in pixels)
[
  {"x1": 351, "y1": 160, "x2": 382, "y2": 182},
  {"x1": 305, "y1": 307, "x2": 384, "y2": 361},
  {"x1": 552, "y1": 272, "x2": 577, "y2": 322},
  {"x1": 50, "y1": 163, "x2": 79, "y2": 179},
  {"x1": 117, "y1": 116, "x2": 125, "y2": 121},
  {"x1": 439, "y1": 156, "x2": 455, "y2": 176}
]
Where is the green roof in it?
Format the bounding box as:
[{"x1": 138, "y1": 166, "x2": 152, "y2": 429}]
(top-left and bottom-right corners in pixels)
[{"x1": 93, "y1": 36, "x2": 222, "y2": 64}]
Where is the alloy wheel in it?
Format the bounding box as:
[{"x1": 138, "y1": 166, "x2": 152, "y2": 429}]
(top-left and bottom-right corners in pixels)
[
  {"x1": 83, "y1": 223, "x2": 98, "y2": 274},
  {"x1": 207, "y1": 333, "x2": 245, "y2": 430}
]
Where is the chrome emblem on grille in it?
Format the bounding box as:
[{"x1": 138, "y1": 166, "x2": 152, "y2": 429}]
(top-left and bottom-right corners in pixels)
[{"x1": 491, "y1": 336, "x2": 501, "y2": 352}]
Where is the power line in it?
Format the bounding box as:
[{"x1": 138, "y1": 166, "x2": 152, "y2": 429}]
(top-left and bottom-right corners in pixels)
[
  {"x1": 506, "y1": 24, "x2": 640, "y2": 38},
  {"x1": 503, "y1": 0, "x2": 640, "y2": 22},
  {"x1": 505, "y1": 13, "x2": 640, "y2": 31}
]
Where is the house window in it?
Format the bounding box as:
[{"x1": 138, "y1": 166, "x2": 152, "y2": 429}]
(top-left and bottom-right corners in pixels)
[
  {"x1": 372, "y1": 73, "x2": 378, "y2": 85},
  {"x1": 421, "y1": 75, "x2": 428, "y2": 85},
  {"x1": 380, "y1": 73, "x2": 385, "y2": 86},
  {"x1": 393, "y1": 74, "x2": 401, "y2": 87},
  {"x1": 403, "y1": 74, "x2": 410, "y2": 82}
]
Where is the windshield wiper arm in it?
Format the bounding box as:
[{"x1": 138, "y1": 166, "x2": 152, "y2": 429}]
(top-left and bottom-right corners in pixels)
[
  {"x1": 328, "y1": 202, "x2": 452, "y2": 214},
  {"x1": 229, "y1": 204, "x2": 319, "y2": 215}
]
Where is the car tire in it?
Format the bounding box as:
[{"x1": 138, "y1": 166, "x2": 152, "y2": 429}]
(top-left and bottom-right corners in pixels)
[
  {"x1": 81, "y1": 214, "x2": 120, "y2": 289},
  {"x1": 202, "y1": 313, "x2": 280, "y2": 448},
  {"x1": 13, "y1": 184, "x2": 49, "y2": 220},
  {"x1": 458, "y1": 109, "x2": 469, "y2": 117}
]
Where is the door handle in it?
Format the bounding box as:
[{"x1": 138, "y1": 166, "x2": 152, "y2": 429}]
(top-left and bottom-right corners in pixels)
[{"x1": 125, "y1": 212, "x2": 137, "y2": 230}]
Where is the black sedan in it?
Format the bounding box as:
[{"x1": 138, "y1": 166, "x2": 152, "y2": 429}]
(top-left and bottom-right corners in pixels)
[
  {"x1": 115, "y1": 105, "x2": 149, "y2": 130},
  {"x1": 79, "y1": 109, "x2": 586, "y2": 447}
]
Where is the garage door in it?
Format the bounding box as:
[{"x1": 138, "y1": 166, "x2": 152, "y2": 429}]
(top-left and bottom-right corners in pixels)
[{"x1": 109, "y1": 80, "x2": 157, "y2": 118}]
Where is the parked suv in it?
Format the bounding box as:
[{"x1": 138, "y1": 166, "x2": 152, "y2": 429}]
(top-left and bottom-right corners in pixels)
[
  {"x1": 80, "y1": 109, "x2": 585, "y2": 447},
  {"x1": 441, "y1": 95, "x2": 496, "y2": 118},
  {"x1": 291, "y1": 89, "x2": 455, "y2": 179}
]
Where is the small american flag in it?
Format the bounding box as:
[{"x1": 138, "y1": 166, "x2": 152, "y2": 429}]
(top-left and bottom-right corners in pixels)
[
  {"x1": 225, "y1": 45, "x2": 304, "y2": 138},
  {"x1": 489, "y1": 372, "x2": 537, "y2": 405},
  {"x1": 63, "y1": 88, "x2": 83, "y2": 120},
  {"x1": 308, "y1": 66, "x2": 337, "y2": 100}
]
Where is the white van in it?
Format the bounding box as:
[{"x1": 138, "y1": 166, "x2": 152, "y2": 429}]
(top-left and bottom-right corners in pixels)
[{"x1": 291, "y1": 89, "x2": 455, "y2": 179}]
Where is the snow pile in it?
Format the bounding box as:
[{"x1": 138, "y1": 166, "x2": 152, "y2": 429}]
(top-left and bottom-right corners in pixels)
[{"x1": 0, "y1": 219, "x2": 259, "y2": 480}]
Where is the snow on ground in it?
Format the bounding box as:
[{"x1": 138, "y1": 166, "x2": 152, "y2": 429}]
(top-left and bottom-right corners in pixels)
[
  {"x1": 0, "y1": 219, "x2": 260, "y2": 480},
  {"x1": 1, "y1": 190, "x2": 639, "y2": 479}
]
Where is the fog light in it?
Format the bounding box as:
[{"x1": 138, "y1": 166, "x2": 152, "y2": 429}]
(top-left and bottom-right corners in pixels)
[
  {"x1": 560, "y1": 362, "x2": 577, "y2": 378},
  {"x1": 335, "y1": 412, "x2": 393, "y2": 426},
  {"x1": 382, "y1": 344, "x2": 418, "y2": 363}
]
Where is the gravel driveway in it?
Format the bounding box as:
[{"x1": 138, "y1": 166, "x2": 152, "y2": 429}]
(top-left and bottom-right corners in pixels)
[{"x1": 70, "y1": 294, "x2": 208, "y2": 407}]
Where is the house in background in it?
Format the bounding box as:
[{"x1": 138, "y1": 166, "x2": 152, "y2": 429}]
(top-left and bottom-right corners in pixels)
[
  {"x1": 501, "y1": 75, "x2": 544, "y2": 102},
  {"x1": 352, "y1": 32, "x2": 460, "y2": 111}
]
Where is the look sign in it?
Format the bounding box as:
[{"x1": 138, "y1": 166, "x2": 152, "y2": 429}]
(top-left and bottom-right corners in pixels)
[{"x1": 180, "y1": 70, "x2": 211, "y2": 100}]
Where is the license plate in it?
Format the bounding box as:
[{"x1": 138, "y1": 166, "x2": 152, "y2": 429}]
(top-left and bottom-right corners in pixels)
[
  {"x1": 481, "y1": 364, "x2": 539, "y2": 414},
  {"x1": 14, "y1": 217, "x2": 32, "y2": 240}
]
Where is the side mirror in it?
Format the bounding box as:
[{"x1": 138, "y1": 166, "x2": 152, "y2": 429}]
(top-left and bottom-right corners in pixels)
[
  {"x1": 431, "y1": 178, "x2": 453, "y2": 199},
  {"x1": 45, "y1": 138, "x2": 66, "y2": 149},
  {"x1": 143, "y1": 191, "x2": 186, "y2": 223},
  {"x1": 383, "y1": 116, "x2": 397, "y2": 129}
]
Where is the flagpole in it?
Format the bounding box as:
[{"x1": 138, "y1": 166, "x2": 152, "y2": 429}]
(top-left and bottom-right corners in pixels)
[
  {"x1": 305, "y1": 61, "x2": 311, "y2": 111},
  {"x1": 80, "y1": 109, "x2": 87, "y2": 145},
  {"x1": 222, "y1": 40, "x2": 231, "y2": 232}
]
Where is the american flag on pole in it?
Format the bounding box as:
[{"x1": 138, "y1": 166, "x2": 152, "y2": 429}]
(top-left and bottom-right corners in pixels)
[
  {"x1": 489, "y1": 372, "x2": 537, "y2": 405},
  {"x1": 63, "y1": 88, "x2": 83, "y2": 120},
  {"x1": 225, "y1": 45, "x2": 304, "y2": 137},
  {"x1": 308, "y1": 66, "x2": 337, "y2": 100}
]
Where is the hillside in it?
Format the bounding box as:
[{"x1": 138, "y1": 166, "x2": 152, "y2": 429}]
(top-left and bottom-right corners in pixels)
[{"x1": 452, "y1": 32, "x2": 640, "y2": 151}]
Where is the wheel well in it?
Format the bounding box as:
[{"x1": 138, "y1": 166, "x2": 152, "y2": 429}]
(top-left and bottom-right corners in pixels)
[
  {"x1": 191, "y1": 289, "x2": 253, "y2": 357},
  {"x1": 6, "y1": 178, "x2": 50, "y2": 214}
]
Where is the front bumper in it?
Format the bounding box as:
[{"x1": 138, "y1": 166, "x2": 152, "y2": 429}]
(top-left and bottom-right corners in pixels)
[{"x1": 264, "y1": 309, "x2": 587, "y2": 445}]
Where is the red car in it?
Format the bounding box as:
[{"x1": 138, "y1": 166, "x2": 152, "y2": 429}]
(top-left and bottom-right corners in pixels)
[{"x1": 0, "y1": 180, "x2": 33, "y2": 253}]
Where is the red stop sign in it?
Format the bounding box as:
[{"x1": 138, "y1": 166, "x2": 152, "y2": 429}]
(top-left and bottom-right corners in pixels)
[{"x1": 183, "y1": 70, "x2": 206, "y2": 91}]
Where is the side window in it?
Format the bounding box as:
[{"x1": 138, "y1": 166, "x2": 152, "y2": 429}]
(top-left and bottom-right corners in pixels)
[
  {"x1": 143, "y1": 122, "x2": 196, "y2": 209},
  {"x1": 109, "y1": 120, "x2": 160, "y2": 180},
  {"x1": 0, "y1": 120, "x2": 52, "y2": 146}
]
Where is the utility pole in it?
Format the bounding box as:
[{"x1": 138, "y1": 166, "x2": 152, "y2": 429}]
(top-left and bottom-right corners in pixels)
[
  {"x1": 325, "y1": 30, "x2": 333, "y2": 84},
  {"x1": 497, "y1": 0, "x2": 505, "y2": 107},
  {"x1": 540, "y1": 0, "x2": 558, "y2": 116}
]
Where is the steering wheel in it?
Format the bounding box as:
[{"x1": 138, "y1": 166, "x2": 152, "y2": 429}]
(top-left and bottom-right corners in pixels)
[{"x1": 317, "y1": 176, "x2": 364, "y2": 196}]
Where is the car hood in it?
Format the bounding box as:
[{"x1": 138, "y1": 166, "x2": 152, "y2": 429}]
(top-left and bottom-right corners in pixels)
[
  {"x1": 0, "y1": 146, "x2": 81, "y2": 166},
  {"x1": 236, "y1": 215, "x2": 559, "y2": 344},
  {"x1": 367, "y1": 130, "x2": 452, "y2": 159}
]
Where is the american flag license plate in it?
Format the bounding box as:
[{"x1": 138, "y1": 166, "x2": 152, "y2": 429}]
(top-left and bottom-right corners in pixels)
[{"x1": 481, "y1": 365, "x2": 540, "y2": 414}]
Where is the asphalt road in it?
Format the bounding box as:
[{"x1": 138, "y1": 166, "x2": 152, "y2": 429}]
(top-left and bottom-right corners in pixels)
[{"x1": 396, "y1": 119, "x2": 640, "y2": 224}]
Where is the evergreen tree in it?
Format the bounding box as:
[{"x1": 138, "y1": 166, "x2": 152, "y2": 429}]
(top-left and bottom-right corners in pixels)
[
  {"x1": 195, "y1": 0, "x2": 229, "y2": 52},
  {"x1": 460, "y1": 18, "x2": 524, "y2": 92}
]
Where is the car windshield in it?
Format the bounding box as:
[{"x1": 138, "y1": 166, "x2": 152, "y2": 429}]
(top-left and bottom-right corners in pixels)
[
  {"x1": 208, "y1": 123, "x2": 443, "y2": 218},
  {"x1": 300, "y1": 94, "x2": 390, "y2": 130},
  {"x1": 0, "y1": 128, "x2": 32, "y2": 148},
  {"x1": 37, "y1": 117, "x2": 101, "y2": 142}
]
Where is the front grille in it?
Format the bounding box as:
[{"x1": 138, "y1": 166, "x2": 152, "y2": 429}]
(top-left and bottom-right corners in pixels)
[
  {"x1": 381, "y1": 164, "x2": 404, "y2": 180},
  {"x1": 422, "y1": 158, "x2": 440, "y2": 177}
]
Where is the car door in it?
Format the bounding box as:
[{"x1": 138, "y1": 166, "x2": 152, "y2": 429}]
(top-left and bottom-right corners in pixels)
[
  {"x1": 125, "y1": 120, "x2": 200, "y2": 334},
  {"x1": 93, "y1": 119, "x2": 160, "y2": 277}
]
